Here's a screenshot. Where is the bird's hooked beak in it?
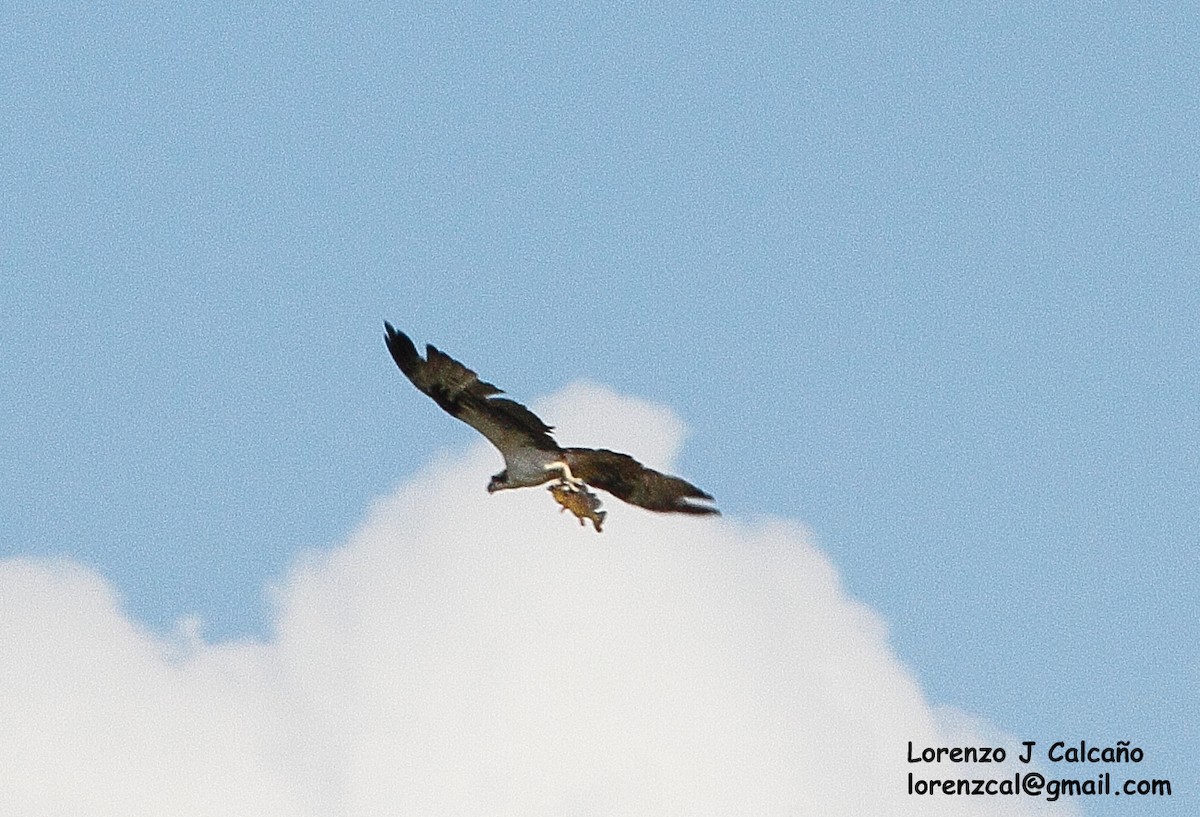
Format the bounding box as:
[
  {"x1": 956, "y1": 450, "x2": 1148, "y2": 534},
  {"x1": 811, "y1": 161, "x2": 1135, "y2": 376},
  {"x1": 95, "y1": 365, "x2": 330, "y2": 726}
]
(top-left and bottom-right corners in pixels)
[{"x1": 487, "y1": 472, "x2": 505, "y2": 493}]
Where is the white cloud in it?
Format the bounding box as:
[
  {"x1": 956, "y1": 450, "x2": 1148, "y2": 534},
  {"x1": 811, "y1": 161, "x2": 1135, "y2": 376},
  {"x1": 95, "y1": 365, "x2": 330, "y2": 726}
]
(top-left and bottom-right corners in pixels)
[{"x1": 0, "y1": 384, "x2": 1077, "y2": 816}]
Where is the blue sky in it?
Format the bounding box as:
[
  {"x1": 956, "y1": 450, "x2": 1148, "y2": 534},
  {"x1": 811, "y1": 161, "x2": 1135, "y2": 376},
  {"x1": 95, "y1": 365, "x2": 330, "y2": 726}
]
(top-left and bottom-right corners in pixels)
[{"x1": 3, "y1": 3, "x2": 1196, "y2": 813}]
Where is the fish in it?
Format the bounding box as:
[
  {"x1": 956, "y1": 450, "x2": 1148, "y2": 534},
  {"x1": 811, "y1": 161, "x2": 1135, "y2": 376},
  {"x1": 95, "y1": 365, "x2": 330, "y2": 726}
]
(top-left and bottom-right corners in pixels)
[{"x1": 548, "y1": 482, "x2": 607, "y2": 533}]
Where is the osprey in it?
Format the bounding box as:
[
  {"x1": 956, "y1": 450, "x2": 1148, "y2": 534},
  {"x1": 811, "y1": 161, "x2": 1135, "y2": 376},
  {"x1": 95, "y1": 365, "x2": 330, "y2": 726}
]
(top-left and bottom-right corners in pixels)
[{"x1": 384, "y1": 323, "x2": 718, "y2": 528}]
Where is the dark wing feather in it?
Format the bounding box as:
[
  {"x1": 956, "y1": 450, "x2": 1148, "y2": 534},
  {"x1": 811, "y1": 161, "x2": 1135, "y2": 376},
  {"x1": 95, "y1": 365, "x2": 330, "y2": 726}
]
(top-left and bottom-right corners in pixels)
[
  {"x1": 563, "y1": 448, "x2": 719, "y2": 515},
  {"x1": 384, "y1": 323, "x2": 559, "y2": 454}
]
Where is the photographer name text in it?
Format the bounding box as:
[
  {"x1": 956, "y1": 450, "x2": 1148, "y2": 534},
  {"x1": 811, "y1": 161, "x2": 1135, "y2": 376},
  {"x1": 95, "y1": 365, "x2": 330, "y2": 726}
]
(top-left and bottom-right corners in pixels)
[
  {"x1": 908, "y1": 739, "x2": 1142, "y2": 765},
  {"x1": 905, "y1": 740, "x2": 1172, "y2": 802}
]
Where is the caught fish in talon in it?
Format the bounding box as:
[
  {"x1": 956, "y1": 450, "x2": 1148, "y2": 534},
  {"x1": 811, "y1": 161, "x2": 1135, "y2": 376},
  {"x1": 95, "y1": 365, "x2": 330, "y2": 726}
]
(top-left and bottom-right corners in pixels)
[{"x1": 549, "y1": 482, "x2": 607, "y2": 532}]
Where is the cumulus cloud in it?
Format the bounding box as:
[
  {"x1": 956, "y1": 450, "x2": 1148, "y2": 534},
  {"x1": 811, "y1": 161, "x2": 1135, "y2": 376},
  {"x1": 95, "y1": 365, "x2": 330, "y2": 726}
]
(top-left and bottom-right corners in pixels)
[{"x1": 0, "y1": 384, "x2": 1076, "y2": 816}]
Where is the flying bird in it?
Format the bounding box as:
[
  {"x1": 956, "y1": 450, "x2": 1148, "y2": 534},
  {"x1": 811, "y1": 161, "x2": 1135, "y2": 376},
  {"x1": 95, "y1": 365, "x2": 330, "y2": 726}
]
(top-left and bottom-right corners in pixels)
[{"x1": 384, "y1": 323, "x2": 718, "y2": 529}]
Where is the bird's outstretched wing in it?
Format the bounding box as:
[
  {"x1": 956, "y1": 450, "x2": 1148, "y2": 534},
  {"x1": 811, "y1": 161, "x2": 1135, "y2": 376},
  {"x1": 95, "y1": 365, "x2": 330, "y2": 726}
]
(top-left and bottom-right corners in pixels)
[
  {"x1": 384, "y1": 323, "x2": 559, "y2": 455},
  {"x1": 563, "y1": 447, "x2": 719, "y2": 515}
]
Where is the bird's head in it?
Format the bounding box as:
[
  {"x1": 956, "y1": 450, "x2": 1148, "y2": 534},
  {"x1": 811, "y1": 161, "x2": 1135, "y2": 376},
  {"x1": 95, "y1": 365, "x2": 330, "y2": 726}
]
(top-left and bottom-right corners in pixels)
[{"x1": 487, "y1": 470, "x2": 508, "y2": 493}]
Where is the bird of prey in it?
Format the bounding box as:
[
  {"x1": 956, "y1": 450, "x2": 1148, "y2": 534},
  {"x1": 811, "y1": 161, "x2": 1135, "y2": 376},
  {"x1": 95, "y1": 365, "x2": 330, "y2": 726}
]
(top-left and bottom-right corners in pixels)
[{"x1": 384, "y1": 323, "x2": 718, "y2": 529}]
